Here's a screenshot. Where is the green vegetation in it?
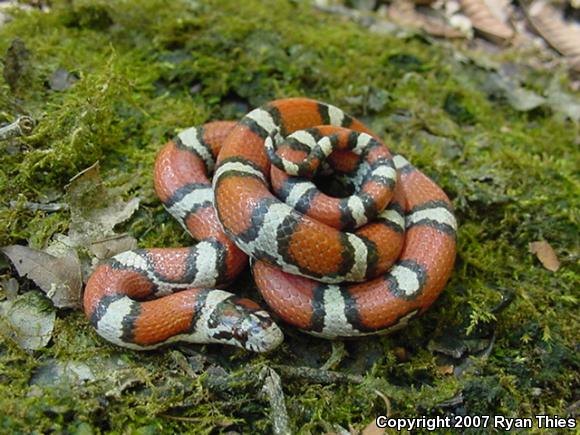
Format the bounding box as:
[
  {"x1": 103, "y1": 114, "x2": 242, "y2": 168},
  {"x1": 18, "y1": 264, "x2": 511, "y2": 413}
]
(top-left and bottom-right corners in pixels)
[{"x1": 0, "y1": 0, "x2": 578, "y2": 433}]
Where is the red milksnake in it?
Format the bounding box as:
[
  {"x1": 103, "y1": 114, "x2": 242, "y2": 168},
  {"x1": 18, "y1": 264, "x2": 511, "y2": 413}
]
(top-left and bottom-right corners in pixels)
[{"x1": 83, "y1": 98, "x2": 457, "y2": 352}]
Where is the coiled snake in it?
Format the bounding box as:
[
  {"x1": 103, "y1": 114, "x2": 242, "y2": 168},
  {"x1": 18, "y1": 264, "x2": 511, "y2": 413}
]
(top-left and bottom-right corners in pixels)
[{"x1": 84, "y1": 98, "x2": 457, "y2": 352}]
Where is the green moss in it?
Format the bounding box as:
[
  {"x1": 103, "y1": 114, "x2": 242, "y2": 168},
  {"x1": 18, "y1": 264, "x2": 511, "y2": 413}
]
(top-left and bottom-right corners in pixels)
[{"x1": 0, "y1": 0, "x2": 578, "y2": 433}]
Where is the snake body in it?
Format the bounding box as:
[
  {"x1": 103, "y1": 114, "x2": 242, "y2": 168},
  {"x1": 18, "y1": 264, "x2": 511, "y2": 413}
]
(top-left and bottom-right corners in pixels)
[{"x1": 83, "y1": 98, "x2": 457, "y2": 352}]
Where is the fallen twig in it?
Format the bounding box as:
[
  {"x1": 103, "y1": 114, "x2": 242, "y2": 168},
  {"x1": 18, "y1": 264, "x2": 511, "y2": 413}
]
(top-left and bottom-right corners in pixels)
[
  {"x1": 261, "y1": 367, "x2": 291, "y2": 435},
  {"x1": 0, "y1": 116, "x2": 35, "y2": 141},
  {"x1": 9, "y1": 200, "x2": 68, "y2": 212},
  {"x1": 320, "y1": 341, "x2": 347, "y2": 371},
  {"x1": 275, "y1": 365, "x2": 364, "y2": 385}
]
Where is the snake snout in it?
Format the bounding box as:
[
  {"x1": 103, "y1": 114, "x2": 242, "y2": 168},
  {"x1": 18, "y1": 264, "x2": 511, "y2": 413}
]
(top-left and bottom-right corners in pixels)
[{"x1": 242, "y1": 312, "x2": 284, "y2": 353}]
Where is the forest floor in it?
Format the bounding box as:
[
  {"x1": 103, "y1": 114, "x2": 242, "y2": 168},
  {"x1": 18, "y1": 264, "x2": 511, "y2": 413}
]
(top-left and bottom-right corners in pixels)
[{"x1": 0, "y1": 0, "x2": 578, "y2": 433}]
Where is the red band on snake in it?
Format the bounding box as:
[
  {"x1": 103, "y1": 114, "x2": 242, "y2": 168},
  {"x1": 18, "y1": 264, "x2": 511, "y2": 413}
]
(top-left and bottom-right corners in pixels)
[{"x1": 83, "y1": 98, "x2": 457, "y2": 352}]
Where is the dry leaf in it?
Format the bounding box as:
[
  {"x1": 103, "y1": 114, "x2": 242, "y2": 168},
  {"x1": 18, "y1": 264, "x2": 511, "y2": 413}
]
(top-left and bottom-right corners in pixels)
[
  {"x1": 460, "y1": 0, "x2": 514, "y2": 43},
  {"x1": 388, "y1": 1, "x2": 465, "y2": 38},
  {"x1": 31, "y1": 360, "x2": 95, "y2": 387},
  {"x1": 46, "y1": 162, "x2": 142, "y2": 280},
  {"x1": 48, "y1": 67, "x2": 78, "y2": 91},
  {"x1": 529, "y1": 241, "x2": 560, "y2": 272},
  {"x1": 546, "y1": 77, "x2": 580, "y2": 122},
  {"x1": 66, "y1": 162, "x2": 140, "y2": 249},
  {"x1": 486, "y1": 73, "x2": 546, "y2": 111},
  {"x1": 89, "y1": 233, "x2": 138, "y2": 259},
  {"x1": 436, "y1": 364, "x2": 455, "y2": 375},
  {"x1": 361, "y1": 421, "x2": 385, "y2": 435},
  {"x1": 0, "y1": 291, "x2": 55, "y2": 350},
  {"x1": 392, "y1": 346, "x2": 409, "y2": 362},
  {"x1": 0, "y1": 277, "x2": 19, "y2": 300},
  {"x1": 1, "y1": 245, "x2": 82, "y2": 308},
  {"x1": 526, "y1": 1, "x2": 580, "y2": 72}
]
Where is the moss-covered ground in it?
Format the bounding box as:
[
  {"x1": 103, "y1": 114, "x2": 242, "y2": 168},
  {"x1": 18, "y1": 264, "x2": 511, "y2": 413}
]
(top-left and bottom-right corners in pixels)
[{"x1": 0, "y1": 0, "x2": 578, "y2": 433}]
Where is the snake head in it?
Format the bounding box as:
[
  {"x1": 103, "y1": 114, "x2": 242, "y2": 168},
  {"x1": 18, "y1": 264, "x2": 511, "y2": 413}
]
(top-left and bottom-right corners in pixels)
[{"x1": 206, "y1": 295, "x2": 284, "y2": 353}]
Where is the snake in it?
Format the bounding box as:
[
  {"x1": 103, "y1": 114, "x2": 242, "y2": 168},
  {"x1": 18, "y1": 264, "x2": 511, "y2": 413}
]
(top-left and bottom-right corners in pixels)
[{"x1": 83, "y1": 98, "x2": 457, "y2": 352}]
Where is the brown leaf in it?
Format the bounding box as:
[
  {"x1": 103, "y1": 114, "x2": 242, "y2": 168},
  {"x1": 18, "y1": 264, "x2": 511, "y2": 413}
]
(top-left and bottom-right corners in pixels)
[
  {"x1": 89, "y1": 234, "x2": 138, "y2": 260},
  {"x1": 392, "y1": 346, "x2": 409, "y2": 362},
  {"x1": 436, "y1": 364, "x2": 455, "y2": 375},
  {"x1": 361, "y1": 421, "x2": 385, "y2": 435},
  {"x1": 388, "y1": 1, "x2": 465, "y2": 38},
  {"x1": 525, "y1": 1, "x2": 580, "y2": 73},
  {"x1": 460, "y1": 0, "x2": 514, "y2": 43},
  {"x1": 529, "y1": 241, "x2": 560, "y2": 272},
  {"x1": 1, "y1": 245, "x2": 82, "y2": 308},
  {"x1": 66, "y1": 162, "x2": 140, "y2": 250}
]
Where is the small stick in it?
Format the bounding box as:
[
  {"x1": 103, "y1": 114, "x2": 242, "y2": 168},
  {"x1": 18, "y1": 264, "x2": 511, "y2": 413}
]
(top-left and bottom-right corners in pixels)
[
  {"x1": 0, "y1": 116, "x2": 35, "y2": 141},
  {"x1": 9, "y1": 200, "x2": 68, "y2": 212},
  {"x1": 261, "y1": 367, "x2": 291, "y2": 435},
  {"x1": 320, "y1": 341, "x2": 347, "y2": 370},
  {"x1": 275, "y1": 365, "x2": 364, "y2": 385}
]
